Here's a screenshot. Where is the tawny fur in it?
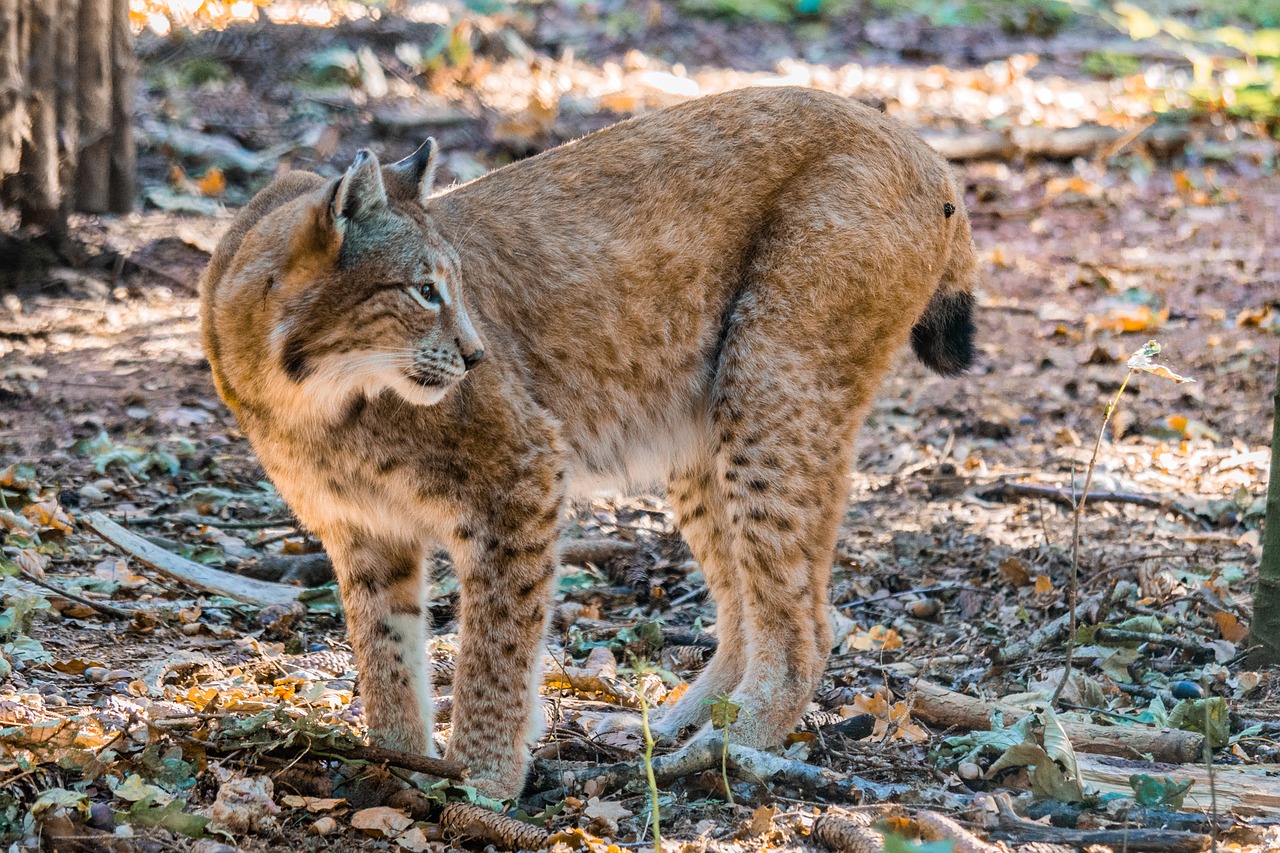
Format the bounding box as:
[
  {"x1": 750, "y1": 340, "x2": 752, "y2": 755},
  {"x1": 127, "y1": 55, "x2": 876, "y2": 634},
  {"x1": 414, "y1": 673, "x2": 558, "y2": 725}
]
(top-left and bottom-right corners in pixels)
[{"x1": 200, "y1": 87, "x2": 978, "y2": 798}]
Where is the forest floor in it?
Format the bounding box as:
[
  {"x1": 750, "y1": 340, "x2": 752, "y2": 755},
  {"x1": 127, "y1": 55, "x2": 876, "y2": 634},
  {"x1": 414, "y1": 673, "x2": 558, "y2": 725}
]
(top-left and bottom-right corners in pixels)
[{"x1": 1, "y1": 1, "x2": 1279, "y2": 850}]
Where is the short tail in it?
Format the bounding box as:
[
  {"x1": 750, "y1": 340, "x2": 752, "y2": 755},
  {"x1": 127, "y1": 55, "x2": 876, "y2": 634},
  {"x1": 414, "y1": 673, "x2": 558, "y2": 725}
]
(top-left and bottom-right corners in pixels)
[{"x1": 910, "y1": 289, "x2": 975, "y2": 376}]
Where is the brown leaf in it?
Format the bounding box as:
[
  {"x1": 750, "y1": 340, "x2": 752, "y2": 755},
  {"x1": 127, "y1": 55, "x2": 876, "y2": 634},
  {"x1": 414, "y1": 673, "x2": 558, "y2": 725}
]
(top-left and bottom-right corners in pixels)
[
  {"x1": 1212, "y1": 611, "x2": 1249, "y2": 643},
  {"x1": 351, "y1": 807, "x2": 412, "y2": 838}
]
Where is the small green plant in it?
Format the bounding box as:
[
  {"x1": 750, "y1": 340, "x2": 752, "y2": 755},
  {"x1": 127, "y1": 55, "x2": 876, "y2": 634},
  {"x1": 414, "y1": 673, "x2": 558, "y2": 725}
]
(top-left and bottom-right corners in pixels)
[
  {"x1": 1052, "y1": 340, "x2": 1193, "y2": 705},
  {"x1": 705, "y1": 693, "x2": 742, "y2": 805},
  {"x1": 630, "y1": 655, "x2": 661, "y2": 852}
]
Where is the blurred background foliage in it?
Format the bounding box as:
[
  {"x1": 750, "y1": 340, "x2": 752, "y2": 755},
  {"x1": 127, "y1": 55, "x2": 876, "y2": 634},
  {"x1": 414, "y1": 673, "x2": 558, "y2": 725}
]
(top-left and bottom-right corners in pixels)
[{"x1": 129, "y1": 0, "x2": 1280, "y2": 130}]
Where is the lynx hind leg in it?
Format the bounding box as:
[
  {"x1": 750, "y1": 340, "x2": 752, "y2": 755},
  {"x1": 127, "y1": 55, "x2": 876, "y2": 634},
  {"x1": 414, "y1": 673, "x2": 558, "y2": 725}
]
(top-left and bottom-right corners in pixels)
[
  {"x1": 687, "y1": 305, "x2": 867, "y2": 752},
  {"x1": 649, "y1": 464, "x2": 747, "y2": 738},
  {"x1": 329, "y1": 534, "x2": 434, "y2": 755}
]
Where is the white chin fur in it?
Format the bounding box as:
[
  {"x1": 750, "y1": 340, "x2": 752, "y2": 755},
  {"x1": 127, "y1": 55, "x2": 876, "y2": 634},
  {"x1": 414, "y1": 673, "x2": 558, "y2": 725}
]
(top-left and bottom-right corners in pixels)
[
  {"x1": 288, "y1": 362, "x2": 454, "y2": 421},
  {"x1": 388, "y1": 373, "x2": 455, "y2": 407}
]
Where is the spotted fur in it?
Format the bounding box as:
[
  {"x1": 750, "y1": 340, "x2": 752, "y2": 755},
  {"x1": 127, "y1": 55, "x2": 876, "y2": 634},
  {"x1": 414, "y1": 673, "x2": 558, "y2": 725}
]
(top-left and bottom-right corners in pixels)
[{"x1": 200, "y1": 87, "x2": 978, "y2": 798}]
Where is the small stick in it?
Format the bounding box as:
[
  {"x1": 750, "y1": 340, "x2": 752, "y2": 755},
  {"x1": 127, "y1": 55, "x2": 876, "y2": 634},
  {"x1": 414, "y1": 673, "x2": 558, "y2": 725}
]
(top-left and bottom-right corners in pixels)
[
  {"x1": 19, "y1": 570, "x2": 134, "y2": 619},
  {"x1": 1052, "y1": 366, "x2": 1136, "y2": 707},
  {"x1": 977, "y1": 480, "x2": 1205, "y2": 529}
]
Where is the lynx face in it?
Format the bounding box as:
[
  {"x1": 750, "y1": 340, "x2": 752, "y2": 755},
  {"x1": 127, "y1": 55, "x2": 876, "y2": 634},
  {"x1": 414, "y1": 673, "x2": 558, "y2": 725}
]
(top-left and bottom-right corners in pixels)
[{"x1": 269, "y1": 147, "x2": 485, "y2": 411}]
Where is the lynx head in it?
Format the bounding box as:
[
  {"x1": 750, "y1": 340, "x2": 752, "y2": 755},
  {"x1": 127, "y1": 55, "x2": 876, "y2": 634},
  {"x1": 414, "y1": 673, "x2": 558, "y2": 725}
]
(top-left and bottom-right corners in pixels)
[{"x1": 260, "y1": 141, "x2": 484, "y2": 413}]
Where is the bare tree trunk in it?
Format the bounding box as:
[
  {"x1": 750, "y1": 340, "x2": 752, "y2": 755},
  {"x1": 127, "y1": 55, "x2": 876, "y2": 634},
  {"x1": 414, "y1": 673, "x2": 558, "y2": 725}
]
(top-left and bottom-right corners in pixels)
[
  {"x1": 75, "y1": 0, "x2": 112, "y2": 213},
  {"x1": 0, "y1": 0, "x2": 25, "y2": 177},
  {"x1": 56, "y1": 0, "x2": 80, "y2": 218},
  {"x1": 1249, "y1": 349, "x2": 1280, "y2": 667},
  {"x1": 108, "y1": 0, "x2": 133, "y2": 214},
  {"x1": 0, "y1": 0, "x2": 134, "y2": 235},
  {"x1": 16, "y1": 0, "x2": 56, "y2": 228}
]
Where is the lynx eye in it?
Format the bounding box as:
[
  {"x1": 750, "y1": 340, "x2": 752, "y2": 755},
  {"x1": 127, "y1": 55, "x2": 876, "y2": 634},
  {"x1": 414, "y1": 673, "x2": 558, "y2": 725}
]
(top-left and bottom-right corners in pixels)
[{"x1": 417, "y1": 281, "x2": 441, "y2": 305}]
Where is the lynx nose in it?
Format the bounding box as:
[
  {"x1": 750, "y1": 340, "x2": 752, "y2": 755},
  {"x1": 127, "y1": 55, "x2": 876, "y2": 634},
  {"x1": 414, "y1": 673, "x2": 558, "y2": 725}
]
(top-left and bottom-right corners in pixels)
[{"x1": 461, "y1": 346, "x2": 485, "y2": 370}]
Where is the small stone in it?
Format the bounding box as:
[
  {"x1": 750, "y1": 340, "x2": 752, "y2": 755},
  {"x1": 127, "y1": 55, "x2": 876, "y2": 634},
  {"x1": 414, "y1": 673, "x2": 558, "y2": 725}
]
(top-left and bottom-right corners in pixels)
[
  {"x1": 958, "y1": 762, "x2": 983, "y2": 780},
  {"x1": 84, "y1": 666, "x2": 110, "y2": 683},
  {"x1": 88, "y1": 802, "x2": 116, "y2": 831},
  {"x1": 79, "y1": 485, "x2": 107, "y2": 502},
  {"x1": 1170, "y1": 680, "x2": 1204, "y2": 700}
]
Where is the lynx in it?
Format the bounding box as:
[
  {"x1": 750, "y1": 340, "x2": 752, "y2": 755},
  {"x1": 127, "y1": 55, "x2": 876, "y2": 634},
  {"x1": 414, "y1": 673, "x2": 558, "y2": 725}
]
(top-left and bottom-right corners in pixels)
[{"x1": 200, "y1": 86, "x2": 977, "y2": 798}]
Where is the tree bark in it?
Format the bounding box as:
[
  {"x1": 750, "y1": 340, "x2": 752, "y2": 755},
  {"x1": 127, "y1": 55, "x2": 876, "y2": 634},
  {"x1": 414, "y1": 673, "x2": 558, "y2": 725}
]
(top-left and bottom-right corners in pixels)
[
  {"x1": 15, "y1": 0, "x2": 56, "y2": 227},
  {"x1": 0, "y1": 0, "x2": 134, "y2": 232},
  {"x1": 55, "y1": 0, "x2": 80, "y2": 218},
  {"x1": 108, "y1": 0, "x2": 134, "y2": 214},
  {"x1": 1249, "y1": 349, "x2": 1280, "y2": 666},
  {"x1": 0, "y1": 0, "x2": 25, "y2": 177},
  {"x1": 75, "y1": 0, "x2": 112, "y2": 213}
]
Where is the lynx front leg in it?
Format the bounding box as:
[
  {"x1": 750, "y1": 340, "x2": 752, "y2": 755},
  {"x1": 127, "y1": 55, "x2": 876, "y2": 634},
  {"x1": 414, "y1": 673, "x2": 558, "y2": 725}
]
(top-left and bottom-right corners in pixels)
[
  {"x1": 328, "y1": 534, "x2": 433, "y2": 755},
  {"x1": 445, "y1": 464, "x2": 563, "y2": 798}
]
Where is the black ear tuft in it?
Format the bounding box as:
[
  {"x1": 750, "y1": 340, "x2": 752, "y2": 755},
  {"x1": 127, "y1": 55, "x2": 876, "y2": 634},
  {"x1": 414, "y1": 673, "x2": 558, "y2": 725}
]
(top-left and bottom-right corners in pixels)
[
  {"x1": 943, "y1": 202, "x2": 955, "y2": 219},
  {"x1": 911, "y1": 290, "x2": 975, "y2": 376}
]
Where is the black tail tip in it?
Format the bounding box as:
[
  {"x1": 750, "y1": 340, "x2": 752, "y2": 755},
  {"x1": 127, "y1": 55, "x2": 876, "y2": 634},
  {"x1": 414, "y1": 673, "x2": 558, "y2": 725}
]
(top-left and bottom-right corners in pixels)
[{"x1": 911, "y1": 290, "x2": 975, "y2": 377}]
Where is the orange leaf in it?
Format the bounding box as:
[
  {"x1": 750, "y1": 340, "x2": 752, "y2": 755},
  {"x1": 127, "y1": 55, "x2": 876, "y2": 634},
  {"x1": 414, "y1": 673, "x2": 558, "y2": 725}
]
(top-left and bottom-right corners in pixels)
[
  {"x1": 197, "y1": 168, "x2": 226, "y2": 197},
  {"x1": 1034, "y1": 575, "x2": 1054, "y2": 594},
  {"x1": 1213, "y1": 611, "x2": 1249, "y2": 643}
]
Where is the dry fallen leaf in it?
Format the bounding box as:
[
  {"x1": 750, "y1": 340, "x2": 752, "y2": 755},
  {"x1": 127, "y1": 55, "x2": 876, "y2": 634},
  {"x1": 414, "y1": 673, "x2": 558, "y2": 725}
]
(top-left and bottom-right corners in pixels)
[
  {"x1": 352, "y1": 806, "x2": 413, "y2": 838},
  {"x1": 395, "y1": 826, "x2": 433, "y2": 851},
  {"x1": 197, "y1": 167, "x2": 227, "y2": 196},
  {"x1": 280, "y1": 795, "x2": 346, "y2": 812},
  {"x1": 747, "y1": 804, "x2": 778, "y2": 836},
  {"x1": 1213, "y1": 611, "x2": 1249, "y2": 644}
]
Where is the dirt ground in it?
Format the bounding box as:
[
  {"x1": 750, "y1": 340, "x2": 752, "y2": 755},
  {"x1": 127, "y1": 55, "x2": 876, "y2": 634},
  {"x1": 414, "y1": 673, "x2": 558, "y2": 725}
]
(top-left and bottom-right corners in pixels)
[{"x1": 1, "y1": 1, "x2": 1279, "y2": 850}]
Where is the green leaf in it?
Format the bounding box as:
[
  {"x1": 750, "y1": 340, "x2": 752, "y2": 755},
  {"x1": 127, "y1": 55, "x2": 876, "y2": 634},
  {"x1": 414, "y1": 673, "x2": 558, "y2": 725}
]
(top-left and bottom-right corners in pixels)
[
  {"x1": 1115, "y1": 615, "x2": 1163, "y2": 634},
  {"x1": 1168, "y1": 697, "x2": 1230, "y2": 747},
  {"x1": 113, "y1": 774, "x2": 168, "y2": 804},
  {"x1": 1129, "y1": 774, "x2": 1193, "y2": 808},
  {"x1": 1093, "y1": 646, "x2": 1140, "y2": 682},
  {"x1": 705, "y1": 694, "x2": 742, "y2": 729},
  {"x1": 125, "y1": 795, "x2": 209, "y2": 838},
  {"x1": 31, "y1": 788, "x2": 89, "y2": 816}
]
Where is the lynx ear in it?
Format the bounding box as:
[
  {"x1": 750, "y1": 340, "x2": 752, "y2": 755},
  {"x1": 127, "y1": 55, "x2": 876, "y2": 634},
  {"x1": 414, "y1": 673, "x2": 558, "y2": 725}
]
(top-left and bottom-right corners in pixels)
[
  {"x1": 333, "y1": 149, "x2": 387, "y2": 227},
  {"x1": 384, "y1": 138, "x2": 439, "y2": 204}
]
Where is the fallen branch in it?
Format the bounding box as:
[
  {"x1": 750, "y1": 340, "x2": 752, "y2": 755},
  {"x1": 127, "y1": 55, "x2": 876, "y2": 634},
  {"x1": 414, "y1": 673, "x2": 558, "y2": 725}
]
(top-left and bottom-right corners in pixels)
[
  {"x1": 123, "y1": 513, "x2": 294, "y2": 530},
  {"x1": 1092, "y1": 628, "x2": 1215, "y2": 658},
  {"x1": 922, "y1": 123, "x2": 1193, "y2": 163},
  {"x1": 238, "y1": 553, "x2": 335, "y2": 586},
  {"x1": 987, "y1": 790, "x2": 1211, "y2": 851},
  {"x1": 907, "y1": 680, "x2": 1204, "y2": 764},
  {"x1": 976, "y1": 481, "x2": 1206, "y2": 529},
  {"x1": 537, "y1": 741, "x2": 908, "y2": 802},
  {"x1": 558, "y1": 538, "x2": 639, "y2": 567},
  {"x1": 325, "y1": 743, "x2": 466, "y2": 781},
  {"x1": 997, "y1": 593, "x2": 1105, "y2": 664},
  {"x1": 1075, "y1": 753, "x2": 1280, "y2": 816},
  {"x1": 81, "y1": 512, "x2": 302, "y2": 607}
]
